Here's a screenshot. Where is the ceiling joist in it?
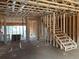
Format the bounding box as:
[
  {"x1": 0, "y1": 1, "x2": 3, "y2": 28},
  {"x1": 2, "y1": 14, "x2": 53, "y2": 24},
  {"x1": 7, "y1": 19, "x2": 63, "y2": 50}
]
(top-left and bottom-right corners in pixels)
[{"x1": 0, "y1": 0, "x2": 79, "y2": 17}]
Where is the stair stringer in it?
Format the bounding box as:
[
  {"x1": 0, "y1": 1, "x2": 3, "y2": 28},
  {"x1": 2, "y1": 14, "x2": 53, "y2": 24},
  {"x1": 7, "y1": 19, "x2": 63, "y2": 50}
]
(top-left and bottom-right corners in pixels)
[{"x1": 54, "y1": 33, "x2": 77, "y2": 52}]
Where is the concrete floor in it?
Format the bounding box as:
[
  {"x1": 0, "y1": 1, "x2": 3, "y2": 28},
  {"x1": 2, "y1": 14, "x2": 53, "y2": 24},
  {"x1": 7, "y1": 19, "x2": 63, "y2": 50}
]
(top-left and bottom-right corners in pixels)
[{"x1": 0, "y1": 39, "x2": 79, "y2": 59}]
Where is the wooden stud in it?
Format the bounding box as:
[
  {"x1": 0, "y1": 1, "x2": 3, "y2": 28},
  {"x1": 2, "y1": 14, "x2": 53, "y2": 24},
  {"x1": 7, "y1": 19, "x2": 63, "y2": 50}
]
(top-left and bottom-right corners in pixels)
[
  {"x1": 38, "y1": 18, "x2": 41, "y2": 40},
  {"x1": 44, "y1": 16, "x2": 46, "y2": 26},
  {"x1": 47, "y1": 15, "x2": 49, "y2": 29},
  {"x1": 60, "y1": 15, "x2": 62, "y2": 31},
  {"x1": 43, "y1": 16, "x2": 47, "y2": 41},
  {"x1": 53, "y1": 12, "x2": 56, "y2": 46},
  {"x1": 73, "y1": 14, "x2": 76, "y2": 41},
  {"x1": 69, "y1": 15, "x2": 71, "y2": 37},
  {"x1": 40, "y1": 17, "x2": 43, "y2": 40},
  {"x1": 43, "y1": 16, "x2": 45, "y2": 40},
  {"x1": 57, "y1": 15, "x2": 59, "y2": 28},
  {"x1": 77, "y1": 13, "x2": 79, "y2": 44},
  {"x1": 63, "y1": 13, "x2": 65, "y2": 33},
  {"x1": 49, "y1": 14, "x2": 52, "y2": 44},
  {"x1": 42, "y1": 17, "x2": 44, "y2": 40},
  {"x1": 66, "y1": 14, "x2": 68, "y2": 34}
]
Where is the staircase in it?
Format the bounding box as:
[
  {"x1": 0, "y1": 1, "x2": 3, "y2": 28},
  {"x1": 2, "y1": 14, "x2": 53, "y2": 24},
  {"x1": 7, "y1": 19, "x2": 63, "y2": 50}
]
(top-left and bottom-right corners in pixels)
[
  {"x1": 42, "y1": 17, "x2": 77, "y2": 52},
  {"x1": 54, "y1": 28, "x2": 77, "y2": 52}
]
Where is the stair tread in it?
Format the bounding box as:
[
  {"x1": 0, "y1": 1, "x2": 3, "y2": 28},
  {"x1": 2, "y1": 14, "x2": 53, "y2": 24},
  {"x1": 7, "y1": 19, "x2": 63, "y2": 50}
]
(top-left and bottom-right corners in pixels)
[
  {"x1": 61, "y1": 39, "x2": 70, "y2": 42},
  {"x1": 56, "y1": 34, "x2": 65, "y2": 36},
  {"x1": 63, "y1": 41, "x2": 73, "y2": 45},
  {"x1": 65, "y1": 45, "x2": 76, "y2": 50},
  {"x1": 55, "y1": 32, "x2": 63, "y2": 34},
  {"x1": 59, "y1": 37, "x2": 69, "y2": 40},
  {"x1": 65, "y1": 47, "x2": 77, "y2": 51},
  {"x1": 64, "y1": 43, "x2": 75, "y2": 47}
]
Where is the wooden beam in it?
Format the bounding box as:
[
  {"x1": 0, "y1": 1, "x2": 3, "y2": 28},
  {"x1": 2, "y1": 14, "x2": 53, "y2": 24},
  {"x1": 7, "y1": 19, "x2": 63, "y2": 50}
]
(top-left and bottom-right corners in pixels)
[
  {"x1": 49, "y1": 14, "x2": 52, "y2": 44},
  {"x1": 18, "y1": 5, "x2": 25, "y2": 12},
  {"x1": 69, "y1": 15, "x2": 71, "y2": 37},
  {"x1": 63, "y1": 13, "x2": 65, "y2": 33},
  {"x1": 77, "y1": 13, "x2": 79, "y2": 44},
  {"x1": 47, "y1": 15, "x2": 49, "y2": 29},
  {"x1": 53, "y1": 12, "x2": 56, "y2": 46},
  {"x1": 60, "y1": 15, "x2": 62, "y2": 31},
  {"x1": 36, "y1": 0, "x2": 79, "y2": 12},
  {"x1": 64, "y1": 0, "x2": 79, "y2": 5},
  {"x1": 73, "y1": 14, "x2": 76, "y2": 41},
  {"x1": 12, "y1": 1, "x2": 16, "y2": 12},
  {"x1": 38, "y1": 17, "x2": 41, "y2": 40},
  {"x1": 44, "y1": 15, "x2": 46, "y2": 25},
  {"x1": 41, "y1": 17, "x2": 44, "y2": 40},
  {"x1": 66, "y1": 14, "x2": 68, "y2": 34},
  {"x1": 57, "y1": 15, "x2": 59, "y2": 28}
]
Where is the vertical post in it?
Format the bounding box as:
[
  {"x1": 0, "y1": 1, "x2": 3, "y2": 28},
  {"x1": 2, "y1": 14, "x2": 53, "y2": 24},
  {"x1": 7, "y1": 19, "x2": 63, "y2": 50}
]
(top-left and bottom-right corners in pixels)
[
  {"x1": 48, "y1": 15, "x2": 50, "y2": 44},
  {"x1": 44, "y1": 16, "x2": 46, "y2": 25},
  {"x1": 43, "y1": 16, "x2": 45, "y2": 40},
  {"x1": 45, "y1": 15, "x2": 48, "y2": 43},
  {"x1": 56, "y1": 14, "x2": 59, "y2": 48},
  {"x1": 49, "y1": 14, "x2": 52, "y2": 44},
  {"x1": 46, "y1": 15, "x2": 49, "y2": 42},
  {"x1": 38, "y1": 17, "x2": 41, "y2": 40},
  {"x1": 39, "y1": 17, "x2": 42, "y2": 40},
  {"x1": 61, "y1": 15, "x2": 62, "y2": 31},
  {"x1": 44, "y1": 16, "x2": 47, "y2": 43},
  {"x1": 63, "y1": 13, "x2": 65, "y2": 33},
  {"x1": 41, "y1": 17, "x2": 44, "y2": 40},
  {"x1": 47, "y1": 15, "x2": 48, "y2": 29},
  {"x1": 77, "y1": 13, "x2": 79, "y2": 44},
  {"x1": 53, "y1": 12, "x2": 56, "y2": 46},
  {"x1": 69, "y1": 15, "x2": 71, "y2": 37},
  {"x1": 57, "y1": 15, "x2": 59, "y2": 28},
  {"x1": 66, "y1": 14, "x2": 68, "y2": 34},
  {"x1": 73, "y1": 14, "x2": 76, "y2": 41}
]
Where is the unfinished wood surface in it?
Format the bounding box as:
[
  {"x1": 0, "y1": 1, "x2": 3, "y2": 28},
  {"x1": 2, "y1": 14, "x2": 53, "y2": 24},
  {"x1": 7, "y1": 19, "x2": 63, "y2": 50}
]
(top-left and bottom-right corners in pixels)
[
  {"x1": 45, "y1": 16, "x2": 46, "y2": 26},
  {"x1": 53, "y1": 12, "x2": 56, "y2": 46},
  {"x1": 49, "y1": 14, "x2": 52, "y2": 44},
  {"x1": 42, "y1": 17, "x2": 44, "y2": 40},
  {"x1": 69, "y1": 15, "x2": 72, "y2": 37},
  {"x1": 46, "y1": 15, "x2": 49, "y2": 29},
  {"x1": 66, "y1": 14, "x2": 68, "y2": 34},
  {"x1": 57, "y1": 15, "x2": 59, "y2": 28},
  {"x1": 63, "y1": 13, "x2": 65, "y2": 33},
  {"x1": 40, "y1": 17, "x2": 43, "y2": 40},
  {"x1": 49, "y1": 14, "x2": 51, "y2": 34},
  {"x1": 38, "y1": 19, "x2": 41, "y2": 40},
  {"x1": 77, "y1": 13, "x2": 79, "y2": 44},
  {"x1": 60, "y1": 15, "x2": 62, "y2": 31},
  {"x1": 73, "y1": 14, "x2": 76, "y2": 41},
  {"x1": 75, "y1": 15, "x2": 77, "y2": 42}
]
